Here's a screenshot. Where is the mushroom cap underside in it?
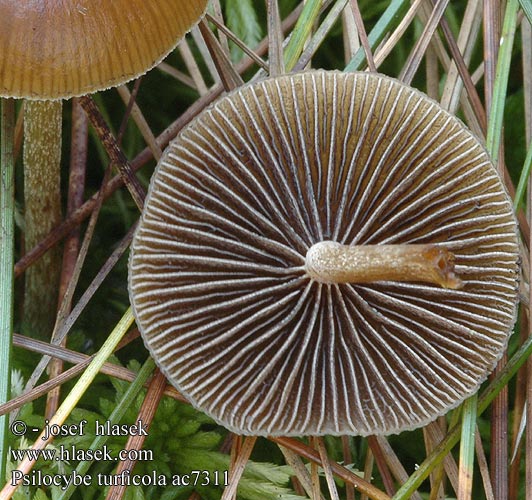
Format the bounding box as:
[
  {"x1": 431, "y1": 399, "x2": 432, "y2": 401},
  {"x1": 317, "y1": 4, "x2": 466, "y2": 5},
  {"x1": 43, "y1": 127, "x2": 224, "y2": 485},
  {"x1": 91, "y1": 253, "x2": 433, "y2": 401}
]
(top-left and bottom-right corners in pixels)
[
  {"x1": 129, "y1": 70, "x2": 520, "y2": 436},
  {"x1": 0, "y1": 0, "x2": 208, "y2": 99}
]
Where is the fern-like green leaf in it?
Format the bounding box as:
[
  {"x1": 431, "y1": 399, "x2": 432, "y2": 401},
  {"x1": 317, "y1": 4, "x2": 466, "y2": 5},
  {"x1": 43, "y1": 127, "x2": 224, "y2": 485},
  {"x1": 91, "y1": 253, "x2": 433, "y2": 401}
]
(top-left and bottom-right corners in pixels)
[{"x1": 224, "y1": 0, "x2": 262, "y2": 62}]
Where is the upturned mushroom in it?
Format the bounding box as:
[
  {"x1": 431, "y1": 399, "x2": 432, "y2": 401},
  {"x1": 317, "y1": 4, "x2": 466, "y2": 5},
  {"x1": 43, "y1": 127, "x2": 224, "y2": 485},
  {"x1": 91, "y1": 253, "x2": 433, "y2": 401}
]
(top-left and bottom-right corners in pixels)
[
  {"x1": 129, "y1": 70, "x2": 520, "y2": 436},
  {"x1": 0, "y1": 0, "x2": 208, "y2": 336}
]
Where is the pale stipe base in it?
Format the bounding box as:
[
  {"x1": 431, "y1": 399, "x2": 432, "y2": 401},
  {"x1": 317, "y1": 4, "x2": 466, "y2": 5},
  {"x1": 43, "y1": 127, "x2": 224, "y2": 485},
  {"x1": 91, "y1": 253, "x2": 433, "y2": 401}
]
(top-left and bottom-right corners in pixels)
[{"x1": 305, "y1": 241, "x2": 463, "y2": 289}]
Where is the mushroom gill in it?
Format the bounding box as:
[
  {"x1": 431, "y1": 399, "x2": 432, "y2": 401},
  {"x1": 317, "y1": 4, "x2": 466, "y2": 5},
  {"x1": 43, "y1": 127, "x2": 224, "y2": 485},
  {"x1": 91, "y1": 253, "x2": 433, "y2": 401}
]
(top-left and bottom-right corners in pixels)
[{"x1": 128, "y1": 70, "x2": 520, "y2": 436}]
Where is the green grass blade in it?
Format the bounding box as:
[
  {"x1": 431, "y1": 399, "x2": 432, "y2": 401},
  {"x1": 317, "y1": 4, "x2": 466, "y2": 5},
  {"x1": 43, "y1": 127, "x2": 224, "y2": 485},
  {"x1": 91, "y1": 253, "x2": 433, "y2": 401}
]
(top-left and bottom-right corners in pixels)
[
  {"x1": 0, "y1": 308, "x2": 134, "y2": 497},
  {"x1": 57, "y1": 357, "x2": 156, "y2": 500},
  {"x1": 519, "y1": 0, "x2": 532, "y2": 26},
  {"x1": 284, "y1": 0, "x2": 322, "y2": 71},
  {"x1": 485, "y1": 0, "x2": 519, "y2": 163},
  {"x1": 0, "y1": 98, "x2": 15, "y2": 484},
  {"x1": 513, "y1": 141, "x2": 532, "y2": 210},
  {"x1": 393, "y1": 331, "x2": 532, "y2": 499},
  {"x1": 457, "y1": 394, "x2": 477, "y2": 500},
  {"x1": 293, "y1": 0, "x2": 350, "y2": 72},
  {"x1": 344, "y1": 0, "x2": 410, "y2": 72}
]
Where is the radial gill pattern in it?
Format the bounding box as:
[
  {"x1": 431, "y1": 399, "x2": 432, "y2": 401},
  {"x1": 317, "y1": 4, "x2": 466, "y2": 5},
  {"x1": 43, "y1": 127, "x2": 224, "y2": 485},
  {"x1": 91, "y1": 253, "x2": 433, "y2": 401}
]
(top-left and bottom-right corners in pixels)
[
  {"x1": 0, "y1": 0, "x2": 208, "y2": 99},
  {"x1": 129, "y1": 71, "x2": 520, "y2": 436}
]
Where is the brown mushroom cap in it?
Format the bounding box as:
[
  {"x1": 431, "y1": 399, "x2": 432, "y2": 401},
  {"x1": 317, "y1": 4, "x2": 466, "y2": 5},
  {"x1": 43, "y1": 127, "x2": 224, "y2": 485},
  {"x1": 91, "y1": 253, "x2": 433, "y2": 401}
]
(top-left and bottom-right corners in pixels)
[
  {"x1": 0, "y1": 0, "x2": 208, "y2": 99},
  {"x1": 129, "y1": 70, "x2": 520, "y2": 436}
]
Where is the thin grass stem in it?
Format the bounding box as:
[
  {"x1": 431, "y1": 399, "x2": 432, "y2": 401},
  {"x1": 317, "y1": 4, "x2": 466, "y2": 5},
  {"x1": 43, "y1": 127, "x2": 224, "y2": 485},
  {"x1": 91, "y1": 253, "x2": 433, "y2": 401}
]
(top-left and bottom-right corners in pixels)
[
  {"x1": 0, "y1": 308, "x2": 134, "y2": 499},
  {"x1": 284, "y1": 0, "x2": 322, "y2": 70},
  {"x1": 457, "y1": 394, "x2": 477, "y2": 499},
  {"x1": 485, "y1": 0, "x2": 519, "y2": 166},
  {"x1": 57, "y1": 357, "x2": 156, "y2": 500},
  {"x1": 514, "y1": 143, "x2": 532, "y2": 210},
  {"x1": 393, "y1": 331, "x2": 532, "y2": 499},
  {"x1": 0, "y1": 98, "x2": 15, "y2": 486}
]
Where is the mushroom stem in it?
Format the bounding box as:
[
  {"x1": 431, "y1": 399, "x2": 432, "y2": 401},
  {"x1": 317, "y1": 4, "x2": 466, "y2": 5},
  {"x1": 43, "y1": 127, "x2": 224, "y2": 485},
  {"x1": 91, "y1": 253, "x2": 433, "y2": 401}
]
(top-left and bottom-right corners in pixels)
[
  {"x1": 23, "y1": 100, "x2": 62, "y2": 338},
  {"x1": 305, "y1": 241, "x2": 463, "y2": 289}
]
